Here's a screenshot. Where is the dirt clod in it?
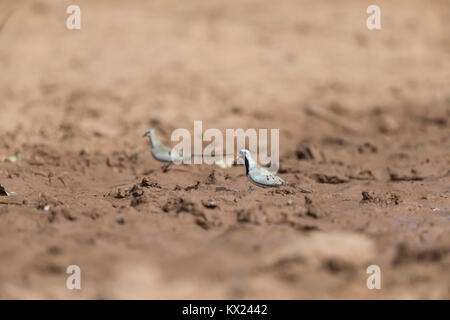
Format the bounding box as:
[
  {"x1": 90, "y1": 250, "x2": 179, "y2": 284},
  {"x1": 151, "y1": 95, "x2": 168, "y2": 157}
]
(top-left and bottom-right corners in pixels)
[
  {"x1": 311, "y1": 174, "x2": 348, "y2": 184},
  {"x1": 140, "y1": 177, "x2": 161, "y2": 189},
  {"x1": 361, "y1": 191, "x2": 401, "y2": 206},
  {"x1": 0, "y1": 0, "x2": 448, "y2": 300},
  {"x1": 389, "y1": 168, "x2": 424, "y2": 181},
  {"x1": 0, "y1": 184, "x2": 7, "y2": 196},
  {"x1": 37, "y1": 193, "x2": 62, "y2": 210}
]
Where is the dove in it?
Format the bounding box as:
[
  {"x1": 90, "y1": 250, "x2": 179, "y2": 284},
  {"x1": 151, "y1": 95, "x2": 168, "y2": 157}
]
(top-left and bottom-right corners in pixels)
[
  {"x1": 238, "y1": 149, "x2": 287, "y2": 188},
  {"x1": 143, "y1": 129, "x2": 185, "y2": 171},
  {"x1": 143, "y1": 129, "x2": 234, "y2": 172},
  {"x1": 143, "y1": 129, "x2": 177, "y2": 162}
]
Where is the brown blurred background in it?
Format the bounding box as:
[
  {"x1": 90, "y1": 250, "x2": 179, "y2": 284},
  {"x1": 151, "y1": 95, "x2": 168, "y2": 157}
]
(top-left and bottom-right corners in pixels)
[{"x1": 0, "y1": 0, "x2": 449, "y2": 299}]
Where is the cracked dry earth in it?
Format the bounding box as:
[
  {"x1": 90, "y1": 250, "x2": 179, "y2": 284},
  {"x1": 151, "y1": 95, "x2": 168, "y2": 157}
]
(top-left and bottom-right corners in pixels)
[{"x1": 0, "y1": 0, "x2": 449, "y2": 299}]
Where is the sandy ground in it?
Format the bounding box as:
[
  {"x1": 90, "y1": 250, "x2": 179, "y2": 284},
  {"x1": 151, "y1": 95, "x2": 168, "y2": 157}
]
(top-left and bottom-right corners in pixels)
[{"x1": 0, "y1": 0, "x2": 449, "y2": 299}]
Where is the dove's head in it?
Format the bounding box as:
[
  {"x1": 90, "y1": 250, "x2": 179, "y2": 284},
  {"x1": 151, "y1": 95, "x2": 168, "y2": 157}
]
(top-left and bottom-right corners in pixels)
[
  {"x1": 238, "y1": 149, "x2": 251, "y2": 161},
  {"x1": 143, "y1": 129, "x2": 161, "y2": 147},
  {"x1": 143, "y1": 129, "x2": 155, "y2": 138}
]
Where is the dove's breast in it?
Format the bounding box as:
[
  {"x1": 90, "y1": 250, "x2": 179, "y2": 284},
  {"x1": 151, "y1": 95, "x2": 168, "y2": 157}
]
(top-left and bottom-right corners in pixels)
[{"x1": 151, "y1": 146, "x2": 173, "y2": 162}]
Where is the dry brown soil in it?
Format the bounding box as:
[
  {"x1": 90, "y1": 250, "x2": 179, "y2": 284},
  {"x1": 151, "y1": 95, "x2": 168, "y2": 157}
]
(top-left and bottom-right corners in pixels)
[{"x1": 0, "y1": 0, "x2": 449, "y2": 299}]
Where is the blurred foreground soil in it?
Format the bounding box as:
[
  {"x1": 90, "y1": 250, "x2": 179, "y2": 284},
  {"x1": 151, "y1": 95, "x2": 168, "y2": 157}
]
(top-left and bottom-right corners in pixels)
[{"x1": 0, "y1": 0, "x2": 449, "y2": 298}]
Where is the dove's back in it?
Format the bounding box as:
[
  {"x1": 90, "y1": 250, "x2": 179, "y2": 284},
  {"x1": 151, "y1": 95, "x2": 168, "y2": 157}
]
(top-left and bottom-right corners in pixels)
[
  {"x1": 248, "y1": 166, "x2": 287, "y2": 187},
  {"x1": 151, "y1": 144, "x2": 173, "y2": 162}
]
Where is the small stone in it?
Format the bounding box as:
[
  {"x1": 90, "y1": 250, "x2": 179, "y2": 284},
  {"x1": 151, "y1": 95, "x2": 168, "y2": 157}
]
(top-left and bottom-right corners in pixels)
[
  {"x1": 377, "y1": 114, "x2": 400, "y2": 134},
  {"x1": 202, "y1": 199, "x2": 218, "y2": 209}
]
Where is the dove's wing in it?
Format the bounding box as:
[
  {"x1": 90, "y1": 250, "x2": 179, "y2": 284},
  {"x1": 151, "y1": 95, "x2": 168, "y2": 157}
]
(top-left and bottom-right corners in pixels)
[
  {"x1": 249, "y1": 165, "x2": 287, "y2": 187},
  {"x1": 151, "y1": 144, "x2": 173, "y2": 162}
]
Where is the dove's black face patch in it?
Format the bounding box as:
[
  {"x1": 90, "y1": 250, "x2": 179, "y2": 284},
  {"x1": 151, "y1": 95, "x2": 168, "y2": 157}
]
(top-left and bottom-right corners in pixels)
[{"x1": 244, "y1": 155, "x2": 249, "y2": 176}]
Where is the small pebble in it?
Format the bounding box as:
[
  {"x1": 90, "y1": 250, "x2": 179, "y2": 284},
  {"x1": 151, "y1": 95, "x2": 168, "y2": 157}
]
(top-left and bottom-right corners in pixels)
[{"x1": 116, "y1": 217, "x2": 125, "y2": 225}]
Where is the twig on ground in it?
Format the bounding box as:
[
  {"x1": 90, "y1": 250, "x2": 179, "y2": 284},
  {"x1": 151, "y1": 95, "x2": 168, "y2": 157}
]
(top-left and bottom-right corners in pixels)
[
  {"x1": 0, "y1": 11, "x2": 13, "y2": 34},
  {"x1": 304, "y1": 105, "x2": 358, "y2": 133}
]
